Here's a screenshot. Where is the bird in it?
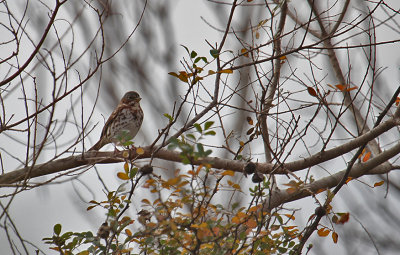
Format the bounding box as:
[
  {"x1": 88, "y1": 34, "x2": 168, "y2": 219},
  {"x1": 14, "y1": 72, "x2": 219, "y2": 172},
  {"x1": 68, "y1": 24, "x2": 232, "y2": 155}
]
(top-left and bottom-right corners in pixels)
[
  {"x1": 137, "y1": 209, "x2": 151, "y2": 225},
  {"x1": 96, "y1": 222, "x2": 111, "y2": 239},
  {"x1": 89, "y1": 91, "x2": 144, "y2": 151}
]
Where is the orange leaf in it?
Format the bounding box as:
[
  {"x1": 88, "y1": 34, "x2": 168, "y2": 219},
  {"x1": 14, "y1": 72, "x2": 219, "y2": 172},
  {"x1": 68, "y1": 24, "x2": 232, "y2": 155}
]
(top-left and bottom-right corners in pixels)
[
  {"x1": 307, "y1": 87, "x2": 318, "y2": 97},
  {"x1": 373, "y1": 180, "x2": 384, "y2": 187},
  {"x1": 241, "y1": 48, "x2": 249, "y2": 57},
  {"x1": 332, "y1": 232, "x2": 338, "y2": 243},
  {"x1": 246, "y1": 116, "x2": 254, "y2": 125},
  {"x1": 396, "y1": 97, "x2": 400, "y2": 106},
  {"x1": 245, "y1": 218, "x2": 258, "y2": 229},
  {"x1": 345, "y1": 177, "x2": 353, "y2": 184},
  {"x1": 316, "y1": 188, "x2": 326, "y2": 194},
  {"x1": 222, "y1": 170, "x2": 235, "y2": 176},
  {"x1": 117, "y1": 172, "x2": 130, "y2": 180},
  {"x1": 346, "y1": 86, "x2": 358, "y2": 91},
  {"x1": 125, "y1": 229, "x2": 132, "y2": 236},
  {"x1": 317, "y1": 228, "x2": 330, "y2": 237},
  {"x1": 362, "y1": 151, "x2": 371, "y2": 162},
  {"x1": 335, "y1": 84, "x2": 347, "y2": 91},
  {"x1": 279, "y1": 55, "x2": 287, "y2": 60}
]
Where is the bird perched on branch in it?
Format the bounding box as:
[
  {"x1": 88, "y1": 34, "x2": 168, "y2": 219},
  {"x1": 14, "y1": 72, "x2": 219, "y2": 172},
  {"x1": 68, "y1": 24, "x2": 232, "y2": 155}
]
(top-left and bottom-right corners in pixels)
[{"x1": 89, "y1": 91, "x2": 144, "y2": 151}]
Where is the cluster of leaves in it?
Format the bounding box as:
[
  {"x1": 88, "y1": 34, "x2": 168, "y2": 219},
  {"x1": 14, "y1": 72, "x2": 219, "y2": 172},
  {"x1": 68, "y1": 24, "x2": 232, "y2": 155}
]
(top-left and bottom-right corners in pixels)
[
  {"x1": 168, "y1": 45, "x2": 233, "y2": 85},
  {"x1": 168, "y1": 121, "x2": 215, "y2": 164},
  {"x1": 133, "y1": 164, "x2": 301, "y2": 254},
  {"x1": 43, "y1": 163, "x2": 140, "y2": 254},
  {"x1": 43, "y1": 121, "x2": 308, "y2": 254},
  {"x1": 43, "y1": 188, "x2": 137, "y2": 254},
  {"x1": 43, "y1": 118, "x2": 361, "y2": 254}
]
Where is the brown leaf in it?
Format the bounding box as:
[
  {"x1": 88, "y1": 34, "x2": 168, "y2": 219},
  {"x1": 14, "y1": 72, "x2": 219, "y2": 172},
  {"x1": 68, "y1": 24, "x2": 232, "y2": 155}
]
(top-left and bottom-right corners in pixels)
[
  {"x1": 332, "y1": 232, "x2": 338, "y2": 243},
  {"x1": 307, "y1": 87, "x2": 318, "y2": 97}
]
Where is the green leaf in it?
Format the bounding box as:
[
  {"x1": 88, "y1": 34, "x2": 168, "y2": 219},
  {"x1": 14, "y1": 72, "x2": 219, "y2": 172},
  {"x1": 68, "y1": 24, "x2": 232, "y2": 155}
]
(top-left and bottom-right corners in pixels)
[
  {"x1": 210, "y1": 49, "x2": 219, "y2": 58},
  {"x1": 204, "y1": 130, "x2": 216, "y2": 136},
  {"x1": 190, "y1": 50, "x2": 197, "y2": 58},
  {"x1": 54, "y1": 224, "x2": 62, "y2": 235},
  {"x1": 197, "y1": 143, "x2": 205, "y2": 154},
  {"x1": 186, "y1": 134, "x2": 196, "y2": 140},
  {"x1": 193, "y1": 123, "x2": 202, "y2": 133},
  {"x1": 204, "y1": 121, "x2": 214, "y2": 130},
  {"x1": 180, "y1": 44, "x2": 190, "y2": 55},
  {"x1": 163, "y1": 113, "x2": 173, "y2": 122},
  {"x1": 130, "y1": 168, "x2": 138, "y2": 178},
  {"x1": 205, "y1": 150, "x2": 212, "y2": 156}
]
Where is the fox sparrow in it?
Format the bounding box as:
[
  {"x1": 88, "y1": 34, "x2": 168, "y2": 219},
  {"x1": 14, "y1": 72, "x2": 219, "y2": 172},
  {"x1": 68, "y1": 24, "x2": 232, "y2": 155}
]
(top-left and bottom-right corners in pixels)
[{"x1": 89, "y1": 91, "x2": 143, "y2": 151}]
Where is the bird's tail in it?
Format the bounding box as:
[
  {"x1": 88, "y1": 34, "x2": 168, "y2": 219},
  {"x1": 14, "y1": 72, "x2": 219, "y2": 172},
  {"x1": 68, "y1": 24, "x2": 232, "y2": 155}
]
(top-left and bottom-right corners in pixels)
[{"x1": 88, "y1": 140, "x2": 104, "y2": 151}]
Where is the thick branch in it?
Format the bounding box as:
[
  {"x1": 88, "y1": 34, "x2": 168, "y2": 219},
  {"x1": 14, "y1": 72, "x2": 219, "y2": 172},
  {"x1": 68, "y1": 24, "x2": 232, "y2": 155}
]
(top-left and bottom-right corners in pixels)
[
  {"x1": 263, "y1": 140, "x2": 400, "y2": 210},
  {"x1": 1, "y1": 111, "x2": 398, "y2": 186}
]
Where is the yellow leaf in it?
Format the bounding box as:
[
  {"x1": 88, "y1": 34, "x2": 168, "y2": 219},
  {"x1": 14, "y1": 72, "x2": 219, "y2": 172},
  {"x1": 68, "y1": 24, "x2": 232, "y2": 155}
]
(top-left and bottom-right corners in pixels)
[
  {"x1": 362, "y1": 151, "x2": 371, "y2": 162},
  {"x1": 248, "y1": 205, "x2": 259, "y2": 213},
  {"x1": 166, "y1": 177, "x2": 180, "y2": 186},
  {"x1": 117, "y1": 172, "x2": 130, "y2": 180},
  {"x1": 286, "y1": 187, "x2": 297, "y2": 194},
  {"x1": 222, "y1": 170, "x2": 235, "y2": 176},
  {"x1": 241, "y1": 48, "x2": 249, "y2": 57},
  {"x1": 124, "y1": 162, "x2": 129, "y2": 173},
  {"x1": 358, "y1": 148, "x2": 366, "y2": 158},
  {"x1": 345, "y1": 177, "x2": 353, "y2": 184},
  {"x1": 218, "y1": 69, "x2": 233, "y2": 74},
  {"x1": 136, "y1": 147, "x2": 144, "y2": 155},
  {"x1": 78, "y1": 251, "x2": 89, "y2": 255},
  {"x1": 317, "y1": 228, "x2": 330, "y2": 237},
  {"x1": 332, "y1": 232, "x2": 338, "y2": 243},
  {"x1": 284, "y1": 214, "x2": 295, "y2": 220},
  {"x1": 279, "y1": 55, "x2": 287, "y2": 60},
  {"x1": 232, "y1": 216, "x2": 241, "y2": 224},
  {"x1": 231, "y1": 183, "x2": 241, "y2": 190},
  {"x1": 208, "y1": 70, "x2": 216, "y2": 75},
  {"x1": 373, "y1": 180, "x2": 384, "y2": 187}
]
